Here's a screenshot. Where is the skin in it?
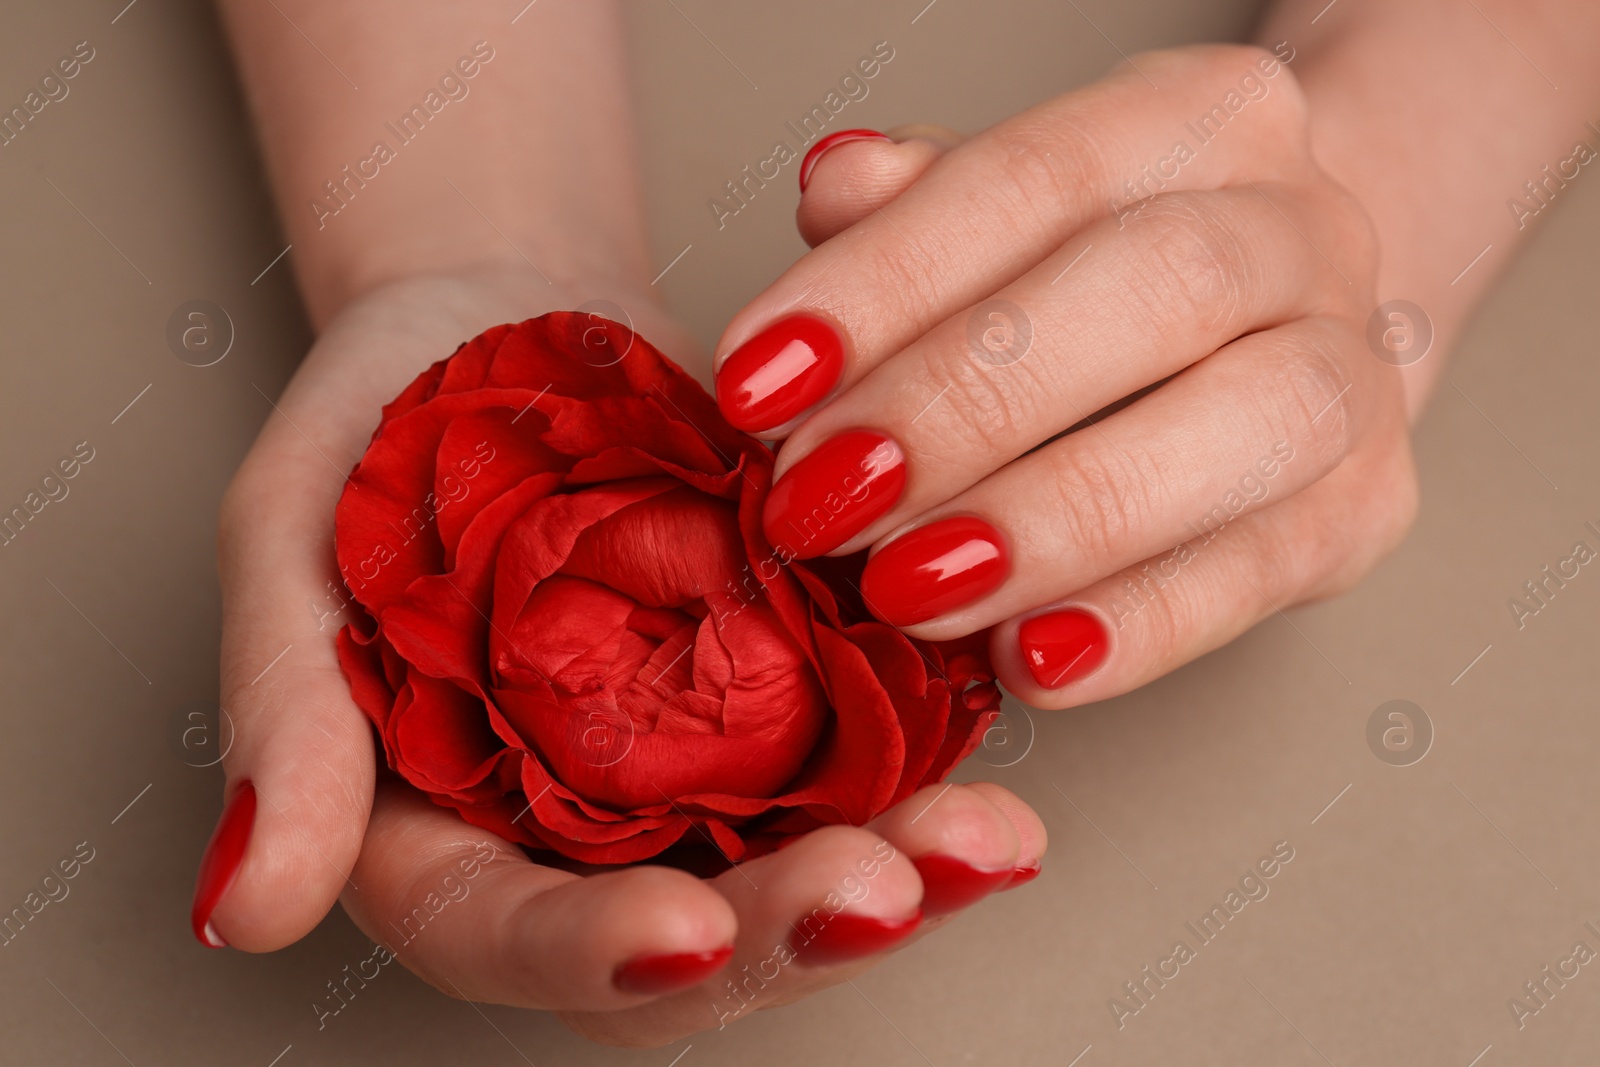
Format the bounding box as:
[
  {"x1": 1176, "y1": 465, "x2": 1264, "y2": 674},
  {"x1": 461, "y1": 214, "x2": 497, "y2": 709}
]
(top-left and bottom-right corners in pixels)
[{"x1": 211, "y1": 0, "x2": 1600, "y2": 1047}]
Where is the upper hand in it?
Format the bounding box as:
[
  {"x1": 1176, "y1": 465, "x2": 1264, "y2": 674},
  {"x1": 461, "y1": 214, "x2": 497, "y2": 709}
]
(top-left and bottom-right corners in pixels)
[{"x1": 717, "y1": 44, "x2": 1418, "y2": 707}]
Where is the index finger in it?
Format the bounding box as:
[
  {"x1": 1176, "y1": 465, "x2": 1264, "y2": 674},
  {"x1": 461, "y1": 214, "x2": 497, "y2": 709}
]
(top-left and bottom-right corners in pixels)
[
  {"x1": 712, "y1": 43, "x2": 1308, "y2": 435},
  {"x1": 339, "y1": 784, "x2": 737, "y2": 1013}
]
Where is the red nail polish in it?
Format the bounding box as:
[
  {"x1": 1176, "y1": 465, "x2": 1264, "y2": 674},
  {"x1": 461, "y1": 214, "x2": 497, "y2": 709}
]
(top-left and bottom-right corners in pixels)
[
  {"x1": 912, "y1": 854, "x2": 1015, "y2": 916},
  {"x1": 763, "y1": 431, "x2": 906, "y2": 559},
  {"x1": 716, "y1": 314, "x2": 845, "y2": 432},
  {"x1": 1002, "y1": 862, "x2": 1042, "y2": 890},
  {"x1": 1018, "y1": 609, "x2": 1109, "y2": 689},
  {"x1": 191, "y1": 781, "x2": 256, "y2": 948},
  {"x1": 860, "y1": 516, "x2": 1008, "y2": 626},
  {"x1": 798, "y1": 129, "x2": 892, "y2": 192},
  {"x1": 614, "y1": 945, "x2": 734, "y2": 995},
  {"x1": 787, "y1": 909, "x2": 922, "y2": 966}
]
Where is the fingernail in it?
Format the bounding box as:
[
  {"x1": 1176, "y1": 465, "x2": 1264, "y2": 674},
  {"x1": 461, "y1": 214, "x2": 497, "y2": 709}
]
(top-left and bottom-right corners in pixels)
[
  {"x1": 1018, "y1": 608, "x2": 1109, "y2": 689},
  {"x1": 912, "y1": 854, "x2": 1015, "y2": 916},
  {"x1": 860, "y1": 516, "x2": 1008, "y2": 626},
  {"x1": 1002, "y1": 861, "x2": 1042, "y2": 890},
  {"x1": 614, "y1": 945, "x2": 734, "y2": 995},
  {"x1": 763, "y1": 431, "x2": 906, "y2": 559},
  {"x1": 191, "y1": 781, "x2": 257, "y2": 948},
  {"x1": 786, "y1": 909, "x2": 922, "y2": 966},
  {"x1": 716, "y1": 314, "x2": 845, "y2": 432},
  {"x1": 798, "y1": 129, "x2": 892, "y2": 192}
]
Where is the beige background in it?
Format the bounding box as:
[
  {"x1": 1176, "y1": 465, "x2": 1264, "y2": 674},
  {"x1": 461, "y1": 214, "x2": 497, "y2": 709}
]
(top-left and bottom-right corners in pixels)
[{"x1": 1, "y1": 0, "x2": 1596, "y2": 1063}]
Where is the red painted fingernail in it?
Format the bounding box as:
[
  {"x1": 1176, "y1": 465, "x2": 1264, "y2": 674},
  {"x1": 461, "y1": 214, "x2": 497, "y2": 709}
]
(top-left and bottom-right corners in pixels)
[
  {"x1": 798, "y1": 129, "x2": 892, "y2": 192},
  {"x1": 614, "y1": 945, "x2": 734, "y2": 995},
  {"x1": 912, "y1": 854, "x2": 1014, "y2": 916},
  {"x1": 191, "y1": 781, "x2": 256, "y2": 948},
  {"x1": 787, "y1": 909, "x2": 922, "y2": 966},
  {"x1": 1018, "y1": 608, "x2": 1109, "y2": 689},
  {"x1": 763, "y1": 430, "x2": 906, "y2": 559},
  {"x1": 716, "y1": 314, "x2": 845, "y2": 432},
  {"x1": 861, "y1": 516, "x2": 1008, "y2": 626},
  {"x1": 1002, "y1": 861, "x2": 1042, "y2": 890}
]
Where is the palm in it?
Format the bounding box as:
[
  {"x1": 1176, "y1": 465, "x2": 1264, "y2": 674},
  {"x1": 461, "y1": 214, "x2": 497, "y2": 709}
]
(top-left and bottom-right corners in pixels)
[{"x1": 211, "y1": 267, "x2": 1043, "y2": 1046}]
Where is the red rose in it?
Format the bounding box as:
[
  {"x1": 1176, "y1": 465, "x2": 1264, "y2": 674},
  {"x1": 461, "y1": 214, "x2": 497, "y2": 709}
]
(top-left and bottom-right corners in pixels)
[{"x1": 334, "y1": 312, "x2": 1000, "y2": 865}]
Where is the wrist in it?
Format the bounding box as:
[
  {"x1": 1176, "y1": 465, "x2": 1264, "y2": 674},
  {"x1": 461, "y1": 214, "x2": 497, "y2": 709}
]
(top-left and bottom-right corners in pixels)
[
  {"x1": 318, "y1": 262, "x2": 705, "y2": 382},
  {"x1": 1257, "y1": 0, "x2": 1600, "y2": 420},
  {"x1": 299, "y1": 235, "x2": 655, "y2": 336},
  {"x1": 215, "y1": 0, "x2": 653, "y2": 332}
]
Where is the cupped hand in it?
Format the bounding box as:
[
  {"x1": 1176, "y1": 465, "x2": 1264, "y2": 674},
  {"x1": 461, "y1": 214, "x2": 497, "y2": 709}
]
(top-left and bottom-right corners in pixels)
[
  {"x1": 202, "y1": 265, "x2": 1045, "y2": 1047},
  {"x1": 719, "y1": 44, "x2": 1417, "y2": 708}
]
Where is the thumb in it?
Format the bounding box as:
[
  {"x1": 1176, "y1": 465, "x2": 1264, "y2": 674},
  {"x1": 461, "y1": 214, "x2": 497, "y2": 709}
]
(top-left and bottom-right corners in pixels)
[
  {"x1": 195, "y1": 434, "x2": 376, "y2": 951},
  {"x1": 796, "y1": 124, "x2": 965, "y2": 247}
]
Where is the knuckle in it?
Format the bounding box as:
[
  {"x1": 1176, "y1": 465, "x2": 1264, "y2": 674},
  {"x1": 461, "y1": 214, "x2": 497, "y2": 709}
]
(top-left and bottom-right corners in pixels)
[
  {"x1": 980, "y1": 111, "x2": 1106, "y2": 231},
  {"x1": 1199, "y1": 43, "x2": 1309, "y2": 138},
  {"x1": 820, "y1": 238, "x2": 943, "y2": 330},
  {"x1": 1257, "y1": 50, "x2": 1309, "y2": 130},
  {"x1": 1134, "y1": 43, "x2": 1309, "y2": 135},
  {"x1": 1238, "y1": 513, "x2": 1307, "y2": 604},
  {"x1": 1120, "y1": 197, "x2": 1252, "y2": 335},
  {"x1": 1257, "y1": 327, "x2": 1355, "y2": 465},
  {"x1": 1307, "y1": 450, "x2": 1420, "y2": 600},
  {"x1": 913, "y1": 350, "x2": 1031, "y2": 461},
  {"x1": 1130, "y1": 553, "x2": 1202, "y2": 668},
  {"x1": 1232, "y1": 44, "x2": 1309, "y2": 129},
  {"x1": 1325, "y1": 183, "x2": 1380, "y2": 290},
  {"x1": 1301, "y1": 543, "x2": 1364, "y2": 602},
  {"x1": 1045, "y1": 442, "x2": 1166, "y2": 567}
]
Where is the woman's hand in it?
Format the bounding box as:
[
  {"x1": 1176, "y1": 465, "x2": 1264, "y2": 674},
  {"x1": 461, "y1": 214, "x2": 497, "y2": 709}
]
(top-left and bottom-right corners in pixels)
[
  {"x1": 717, "y1": 44, "x2": 1418, "y2": 708},
  {"x1": 202, "y1": 266, "x2": 1045, "y2": 1047}
]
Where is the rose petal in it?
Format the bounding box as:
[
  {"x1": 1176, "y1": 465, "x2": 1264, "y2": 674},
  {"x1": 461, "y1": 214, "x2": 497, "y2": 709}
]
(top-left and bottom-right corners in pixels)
[
  {"x1": 338, "y1": 388, "x2": 551, "y2": 615},
  {"x1": 434, "y1": 408, "x2": 567, "y2": 565},
  {"x1": 336, "y1": 623, "x2": 397, "y2": 733},
  {"x1": 391, "y1": 669, "x2": 503, "y2": 798},
  {"x1": 560, "y1": 487, "x2": 745, "y2": 609},
  {"x1": 545, "y1": 397, "x2": 730, "y2": 481},
  {"x1": 381, "y1": 472, "x2": 563, "y2": 690},
  {"x1": 488, "y1": 478, "x2": 679, "y2": 648}
]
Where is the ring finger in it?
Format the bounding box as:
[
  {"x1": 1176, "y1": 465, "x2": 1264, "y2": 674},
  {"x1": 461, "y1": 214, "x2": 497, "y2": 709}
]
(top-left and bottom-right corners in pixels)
[
  {"x1": 989, "y1": 435, "x2": 1415, "y2": 707},
  {"x1": 856, "y1": 316, "x2": 1364, "y2": 638}
]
